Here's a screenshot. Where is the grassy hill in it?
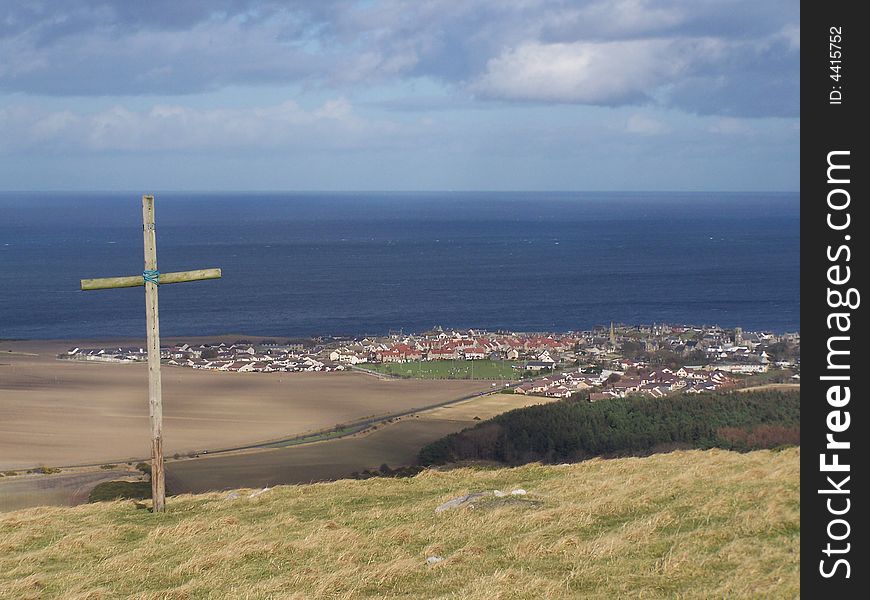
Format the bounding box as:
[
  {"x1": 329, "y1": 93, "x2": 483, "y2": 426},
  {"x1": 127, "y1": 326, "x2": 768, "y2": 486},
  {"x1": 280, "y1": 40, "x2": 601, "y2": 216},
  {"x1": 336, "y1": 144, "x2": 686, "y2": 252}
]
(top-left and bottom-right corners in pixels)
[{"x1": 0, "y1": 448, "x2": 799, "y2": 599}]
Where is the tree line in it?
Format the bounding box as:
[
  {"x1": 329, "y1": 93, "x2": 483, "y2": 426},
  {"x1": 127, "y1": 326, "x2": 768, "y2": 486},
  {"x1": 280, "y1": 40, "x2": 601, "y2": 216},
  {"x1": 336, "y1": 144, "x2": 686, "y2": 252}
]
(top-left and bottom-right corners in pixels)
[{"x1": 418, "y1": 390, "x2": 799, "y2": 466}]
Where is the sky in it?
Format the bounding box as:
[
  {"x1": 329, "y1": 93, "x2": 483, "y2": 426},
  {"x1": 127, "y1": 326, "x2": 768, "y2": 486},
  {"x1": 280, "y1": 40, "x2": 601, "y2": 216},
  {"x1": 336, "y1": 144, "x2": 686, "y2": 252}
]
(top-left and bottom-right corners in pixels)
[{"x1": 0, "y1": 0, "x2": 799, "y2": 192}]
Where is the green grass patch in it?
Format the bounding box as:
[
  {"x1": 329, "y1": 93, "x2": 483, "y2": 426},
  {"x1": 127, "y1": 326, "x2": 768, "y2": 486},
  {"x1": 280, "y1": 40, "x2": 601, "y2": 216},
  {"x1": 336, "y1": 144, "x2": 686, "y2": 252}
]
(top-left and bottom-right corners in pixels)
[
  {"x1": 261, "y1": 423, "x2": 369, "y2": 449},
  {"x1": 88, "y1": 481, "x2": 152, "y2": 503},
  {"x1": 361, "y1": 359, "x2": 530, "y2": 380},
  {"x1": 26, "y1": 466, "x2": 60, "y2": 475},
  {"x1": 736, "y1": 368, "x2": 797, "y2": 387}
]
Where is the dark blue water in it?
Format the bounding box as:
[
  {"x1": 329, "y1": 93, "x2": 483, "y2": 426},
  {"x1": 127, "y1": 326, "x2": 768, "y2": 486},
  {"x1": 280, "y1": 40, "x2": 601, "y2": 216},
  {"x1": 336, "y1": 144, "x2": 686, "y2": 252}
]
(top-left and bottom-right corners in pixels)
[{"x1": 0, "y1": 192, "x2": 799, "y2": 339}]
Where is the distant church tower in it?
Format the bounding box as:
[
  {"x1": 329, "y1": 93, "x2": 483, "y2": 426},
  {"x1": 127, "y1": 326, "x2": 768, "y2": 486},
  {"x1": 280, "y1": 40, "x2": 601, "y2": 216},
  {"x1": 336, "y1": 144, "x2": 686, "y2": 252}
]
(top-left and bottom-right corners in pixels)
[
  {"x1": 609, "y1": 322, "x2": 616, "y2": 349},
  {"x1": 735, "y1": 327, "x2": 743, "y2": 344}
]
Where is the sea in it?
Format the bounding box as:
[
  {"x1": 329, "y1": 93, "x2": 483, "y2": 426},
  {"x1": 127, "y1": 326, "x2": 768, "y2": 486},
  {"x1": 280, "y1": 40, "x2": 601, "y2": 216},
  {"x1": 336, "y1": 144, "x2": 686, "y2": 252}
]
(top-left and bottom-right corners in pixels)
[{"x1": 0, "y1": 192, "x2": 799, "y2": 340}]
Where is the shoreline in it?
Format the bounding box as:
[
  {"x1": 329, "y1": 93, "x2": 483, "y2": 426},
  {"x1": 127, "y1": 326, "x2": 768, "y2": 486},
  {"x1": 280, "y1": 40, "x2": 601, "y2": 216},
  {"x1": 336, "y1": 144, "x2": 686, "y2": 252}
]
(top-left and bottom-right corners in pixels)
[{"x1": 1, "y1": 321, "x2": 802, "y2": 344}]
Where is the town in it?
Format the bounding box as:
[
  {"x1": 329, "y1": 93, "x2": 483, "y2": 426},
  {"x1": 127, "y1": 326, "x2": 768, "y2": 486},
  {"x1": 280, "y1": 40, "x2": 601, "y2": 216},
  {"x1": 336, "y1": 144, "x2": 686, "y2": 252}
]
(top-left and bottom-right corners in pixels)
[{"x1": 61, "y1": 322, "x2": 800, "y2": 400}]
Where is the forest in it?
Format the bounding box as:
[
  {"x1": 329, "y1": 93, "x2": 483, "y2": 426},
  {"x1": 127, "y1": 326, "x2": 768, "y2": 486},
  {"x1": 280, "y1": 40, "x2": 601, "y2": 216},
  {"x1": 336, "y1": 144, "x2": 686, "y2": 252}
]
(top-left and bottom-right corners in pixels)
[{"x1": 418, "y1": 390, "x2": 799, "y2": 466}]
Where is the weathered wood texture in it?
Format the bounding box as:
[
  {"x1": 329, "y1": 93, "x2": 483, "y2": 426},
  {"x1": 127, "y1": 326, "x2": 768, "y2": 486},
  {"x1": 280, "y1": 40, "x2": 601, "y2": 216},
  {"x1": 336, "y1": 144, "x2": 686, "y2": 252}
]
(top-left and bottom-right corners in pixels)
[
  {"x1": 142, "y1": 195, "x2": 166, "y2": 512},
  {"x1": 80, "y1": 268, "x2": 221, "y2": 291}
]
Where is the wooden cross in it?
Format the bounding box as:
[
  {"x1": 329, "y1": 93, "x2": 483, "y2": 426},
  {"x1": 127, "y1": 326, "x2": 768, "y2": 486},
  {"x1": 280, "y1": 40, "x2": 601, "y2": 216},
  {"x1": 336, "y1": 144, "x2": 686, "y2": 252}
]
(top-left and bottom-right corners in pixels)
[{"x1": 80, "y1": 195, "x2": 221, "y2": 512}]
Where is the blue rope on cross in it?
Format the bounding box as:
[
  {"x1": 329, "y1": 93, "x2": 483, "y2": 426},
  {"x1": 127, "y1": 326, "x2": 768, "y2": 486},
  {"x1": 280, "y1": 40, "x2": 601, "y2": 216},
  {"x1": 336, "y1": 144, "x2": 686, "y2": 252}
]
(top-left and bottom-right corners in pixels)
[{"x1": 143, "y1": 269, "x2": 160, "y2": 285}]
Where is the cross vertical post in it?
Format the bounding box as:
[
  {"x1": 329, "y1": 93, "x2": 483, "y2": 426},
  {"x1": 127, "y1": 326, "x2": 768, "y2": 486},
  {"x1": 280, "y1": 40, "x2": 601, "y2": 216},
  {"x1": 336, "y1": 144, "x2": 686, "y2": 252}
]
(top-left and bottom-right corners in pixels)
[{"x1": 142, "y1": 195, "x2": 166, "y2": 512}]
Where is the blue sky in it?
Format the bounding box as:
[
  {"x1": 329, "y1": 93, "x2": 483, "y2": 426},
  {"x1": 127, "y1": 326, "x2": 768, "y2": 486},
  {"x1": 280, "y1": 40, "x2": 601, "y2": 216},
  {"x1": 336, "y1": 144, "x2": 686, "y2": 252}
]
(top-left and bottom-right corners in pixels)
[{"x1": 0, "y1": 0, "x2": 799, "y2": 191}]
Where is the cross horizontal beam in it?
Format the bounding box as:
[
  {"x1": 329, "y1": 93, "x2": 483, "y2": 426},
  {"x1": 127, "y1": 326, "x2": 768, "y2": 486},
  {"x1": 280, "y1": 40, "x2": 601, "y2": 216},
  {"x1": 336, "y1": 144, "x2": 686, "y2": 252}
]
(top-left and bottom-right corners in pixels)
[{"x1": 81, "y1": 268, "x2": 222, "y2": 291}]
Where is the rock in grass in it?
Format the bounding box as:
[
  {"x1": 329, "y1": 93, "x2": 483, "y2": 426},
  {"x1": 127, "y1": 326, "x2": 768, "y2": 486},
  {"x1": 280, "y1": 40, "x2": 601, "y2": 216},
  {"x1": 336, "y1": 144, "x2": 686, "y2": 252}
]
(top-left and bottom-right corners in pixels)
[
  {"x1": 426, "y1": 556, "x2": 444, "y2": 566},
  {"x1": 249, "y1": 487, "x2": 271, "y2": 498},
  {"x1": 434, "y1": 492, "x2": 488, "y2": 513}
]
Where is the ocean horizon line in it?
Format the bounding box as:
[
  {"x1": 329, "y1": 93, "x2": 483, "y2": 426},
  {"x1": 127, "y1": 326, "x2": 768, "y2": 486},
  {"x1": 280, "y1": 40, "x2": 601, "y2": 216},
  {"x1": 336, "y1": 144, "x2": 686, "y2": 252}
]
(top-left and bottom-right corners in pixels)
[{"x1": 0, "y1": 189, "x2": 800, "y2": 196}]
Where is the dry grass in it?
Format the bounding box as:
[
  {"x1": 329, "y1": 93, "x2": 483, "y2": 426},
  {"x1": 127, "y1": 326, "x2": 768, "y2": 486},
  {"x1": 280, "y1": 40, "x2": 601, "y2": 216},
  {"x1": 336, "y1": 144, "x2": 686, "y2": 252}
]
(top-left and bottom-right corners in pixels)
[{"x1": 0, "y1": 448, "x2": 799, "y2": 599}]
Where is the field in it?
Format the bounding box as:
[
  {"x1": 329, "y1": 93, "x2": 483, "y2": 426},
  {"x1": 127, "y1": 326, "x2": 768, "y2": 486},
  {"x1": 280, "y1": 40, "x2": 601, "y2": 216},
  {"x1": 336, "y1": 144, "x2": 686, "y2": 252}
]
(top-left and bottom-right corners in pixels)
[
  {"x1": 360, "y1": 359, "x2": 527, "y2": 380},
  {"x1": 0, "y1": 340, "x2": 493, "y2": 470},
  {"x1": 166, "y1": 391, "x2": 556, "y2": 495},
  {"x1": 735, "y1": 368, "x2": 799, "y2": 388},
  {"x1": 0, "y1": 365, "x2": 552, "y2": 511},
  {"x1": 0, "y1": 448, "x2": 800, "y2": 599}
]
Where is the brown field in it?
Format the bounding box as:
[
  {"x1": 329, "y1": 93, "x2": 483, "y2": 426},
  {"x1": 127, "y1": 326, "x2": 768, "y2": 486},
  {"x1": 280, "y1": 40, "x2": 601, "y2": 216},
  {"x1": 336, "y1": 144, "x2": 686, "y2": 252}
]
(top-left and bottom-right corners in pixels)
[
  {"x1": 0, "y1": 371, "x2": 551, "y2": 510},
  {"x1": 738, "y1": 383, "x2": 801, "y2": 393},
  {"x1": 168, "y1": 392, "x2": 555, "y2": 494},
  {"x1": 0, "y1": 339, "x2": 493, "y2": 471}
]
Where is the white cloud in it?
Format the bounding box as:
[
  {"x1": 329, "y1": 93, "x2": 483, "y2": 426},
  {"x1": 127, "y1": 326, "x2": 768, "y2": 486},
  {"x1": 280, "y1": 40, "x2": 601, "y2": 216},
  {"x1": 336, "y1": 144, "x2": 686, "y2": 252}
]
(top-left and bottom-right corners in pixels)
[
  {"x1": 544, "y1": 0, "x2": 685, "y2": 38},
  {"x1": 776, "y1": 24, "x2": 800, "y2": 50},
  {"x1": 594, "y1": 0, "x2": 685, "y2": 32},
  {"x1": 471, "y1": 39, "x2": 720, "y2": 105},
  {"x1": 0, "y1": 99, "x2": 411, "y2": 153},
  {"x1": 0, "y1": 1, "x2": 799, "y2": 117}
]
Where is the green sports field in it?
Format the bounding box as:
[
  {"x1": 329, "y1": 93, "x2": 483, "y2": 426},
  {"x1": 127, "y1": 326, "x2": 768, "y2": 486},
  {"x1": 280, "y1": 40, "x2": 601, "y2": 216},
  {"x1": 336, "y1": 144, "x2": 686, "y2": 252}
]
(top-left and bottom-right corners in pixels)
[{"x1": 360, "y1": 359, "x2": 527, "y2": 380}]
